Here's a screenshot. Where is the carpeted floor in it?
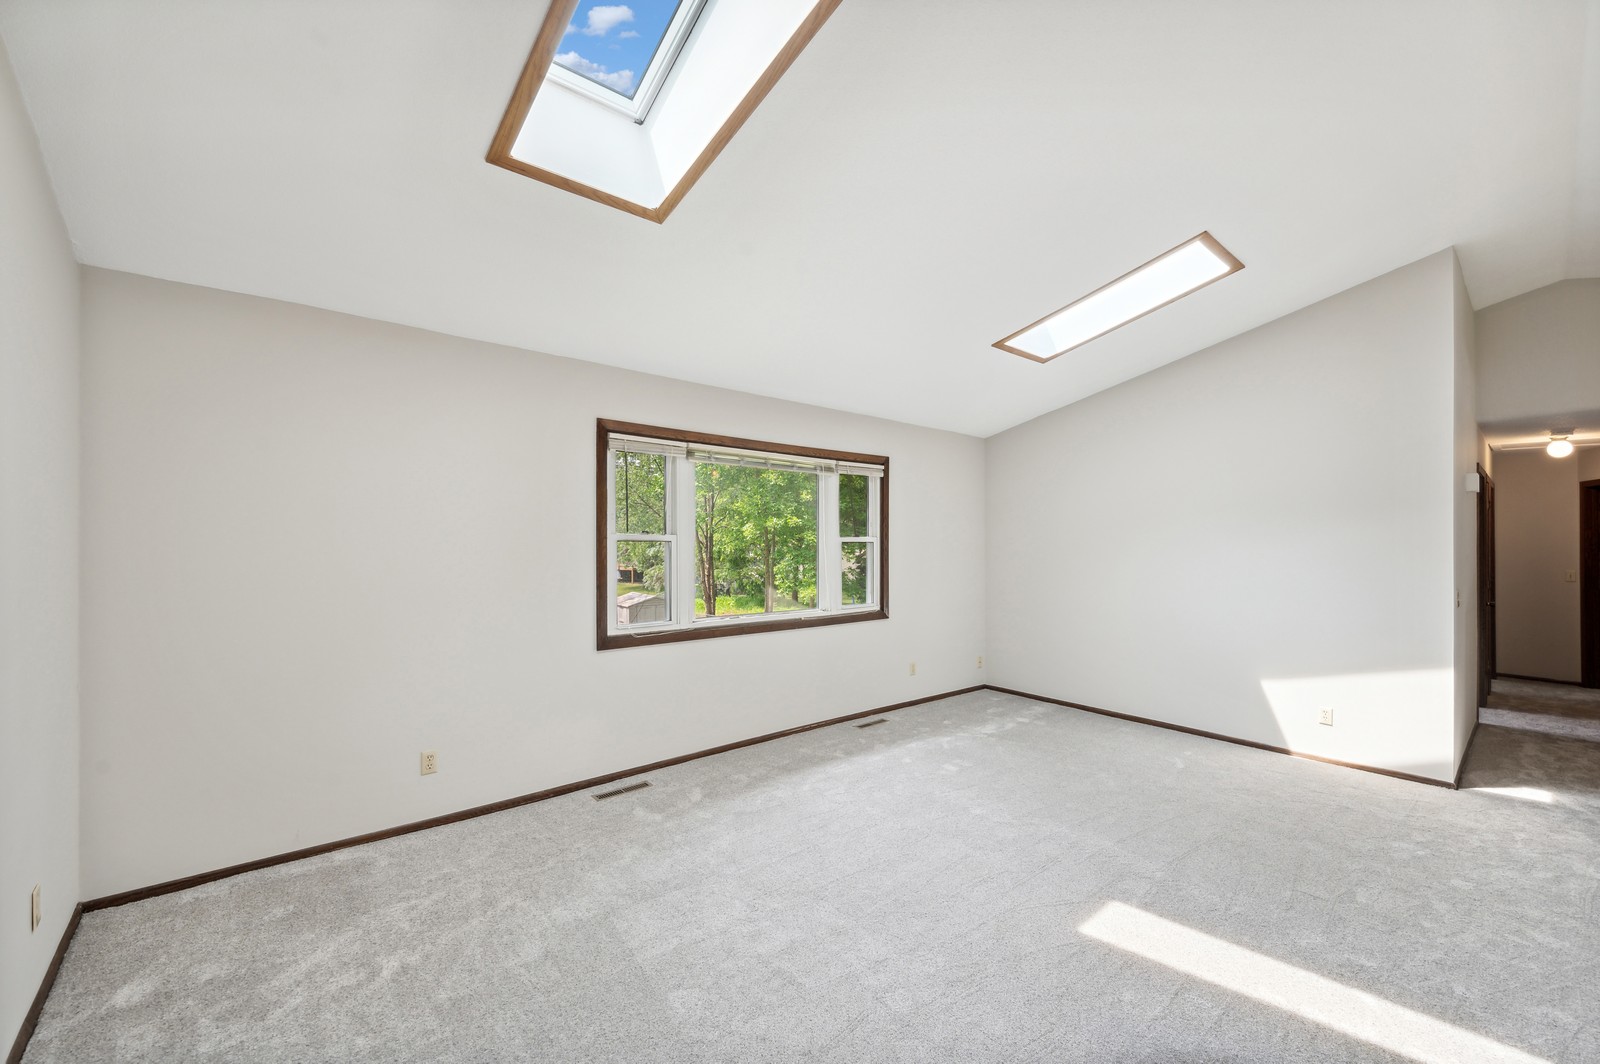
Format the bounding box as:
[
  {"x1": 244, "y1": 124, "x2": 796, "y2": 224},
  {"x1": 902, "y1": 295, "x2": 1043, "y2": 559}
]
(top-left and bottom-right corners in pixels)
[
  {"x1": 1480, "y1": 677, "x2": 1600, "y2": 743},
  {"x1": 22, "y1": 685, "x2": 1600, "y2": 1063}
]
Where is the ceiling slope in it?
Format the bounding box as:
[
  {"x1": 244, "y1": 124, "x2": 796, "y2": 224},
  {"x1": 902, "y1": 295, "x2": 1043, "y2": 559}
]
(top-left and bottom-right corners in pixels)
[{"x1": 1, "y1": 0, "x2": 1596, "y2": 436}]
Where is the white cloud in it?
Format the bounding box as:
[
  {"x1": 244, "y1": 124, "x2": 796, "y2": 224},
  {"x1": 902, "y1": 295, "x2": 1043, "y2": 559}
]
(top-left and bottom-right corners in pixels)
[
  {"x1": 572, "y1": 5, "x2": 634, "y2": 36},
  {"x1": 554, "y1": 51, "x2": 636, "y2": 94},
  {"x1": 618, "y1": 30, "x2": 640, "y2": 38}
]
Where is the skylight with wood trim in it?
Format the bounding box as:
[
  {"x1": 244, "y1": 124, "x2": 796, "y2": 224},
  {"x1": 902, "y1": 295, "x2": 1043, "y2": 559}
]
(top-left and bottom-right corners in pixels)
[
  {"x1": 489, "y1": 0, "x2": 840, "y2": 223},
  {"x1": 995, "y1": 233, "x2": 1244, "y2": 363}
]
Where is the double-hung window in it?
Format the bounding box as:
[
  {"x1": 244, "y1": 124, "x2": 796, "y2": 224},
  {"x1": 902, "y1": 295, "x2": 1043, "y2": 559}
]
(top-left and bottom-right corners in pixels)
[{"x1": 598, "y1": 420, "x2": 888, "y2": 649}]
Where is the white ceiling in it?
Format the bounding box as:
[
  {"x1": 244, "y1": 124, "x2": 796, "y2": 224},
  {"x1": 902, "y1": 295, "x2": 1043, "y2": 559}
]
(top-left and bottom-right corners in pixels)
[
  {"x1": 1480, "y1": 416, "x2": 1600, "y2": 452},
  {"x1": 2, "y1": 0, "x2": 1597, "y2": 437}
]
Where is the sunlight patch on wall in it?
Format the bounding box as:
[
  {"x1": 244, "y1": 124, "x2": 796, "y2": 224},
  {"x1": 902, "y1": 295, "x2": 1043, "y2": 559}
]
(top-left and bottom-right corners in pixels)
[{"x1": 1258, "y1": 667, "x2": 1455, "y2": 777}]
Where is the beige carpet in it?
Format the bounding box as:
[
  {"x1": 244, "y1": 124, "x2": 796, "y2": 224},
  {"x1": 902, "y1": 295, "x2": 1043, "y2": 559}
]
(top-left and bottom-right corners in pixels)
[{"x1": 23, "y1": 685, "x2": 1600, "y2": 1063}]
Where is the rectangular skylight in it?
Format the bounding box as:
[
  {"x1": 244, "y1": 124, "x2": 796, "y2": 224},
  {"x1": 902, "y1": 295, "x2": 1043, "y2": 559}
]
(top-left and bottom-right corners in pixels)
[
  {"x1": 550, "y1": 0, "x2": 704, "y2": 121},
  {"x1": 994, "y1": 232, "x2": 1244, "y2": 363},
  {"x1": 490, "y1": 0, "x2": 840, "y2": 222}
]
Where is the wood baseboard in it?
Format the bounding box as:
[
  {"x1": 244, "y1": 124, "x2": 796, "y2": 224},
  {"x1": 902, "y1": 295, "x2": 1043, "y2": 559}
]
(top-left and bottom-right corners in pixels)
[
  {"x1": 84, "y1": 685, "x2": 985, "y2": 912},
  {"x1": 1454, "y1": 718, "x2": 1482, "y2": 789},
  {"x1": 17, "y1": 680, "x2": 1466, "y2": 1061},
  {"x1": 981, "y1": 685, "x2": 1455, "y2": 789},
  {"x1": 6, "y1": 903, "x2": 83, "y2": 1064},
  {"x1": 82, "y1": 680, "x2": 1464, "y2": 915}
]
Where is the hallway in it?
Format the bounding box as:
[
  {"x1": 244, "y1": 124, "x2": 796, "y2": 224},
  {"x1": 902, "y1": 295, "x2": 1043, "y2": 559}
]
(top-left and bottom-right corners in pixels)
[{"x1": 1460, "y1": 678, "x2": 1600, "y2": 809}]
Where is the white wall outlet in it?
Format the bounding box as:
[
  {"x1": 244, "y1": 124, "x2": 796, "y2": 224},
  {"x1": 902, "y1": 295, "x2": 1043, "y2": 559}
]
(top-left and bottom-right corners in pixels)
[
  {"x1": 909, "y1": 662, "x2": 916, "y2": 676},
  {"x1": 977, "y1": 655, "x2": 984, "y2": 669},
  {"x1": 1318, "y1": 708, "x2": 1334, "y2": 727},
  {"x1": 1566, "y1": 570, "x2": 1578, "y2": 583},
  {"x1": 31, "y1": 884, "x2": 41, "y2": 931},
  {"x1": 420, "y1": 751, "x2": 438, "y2": 776}
]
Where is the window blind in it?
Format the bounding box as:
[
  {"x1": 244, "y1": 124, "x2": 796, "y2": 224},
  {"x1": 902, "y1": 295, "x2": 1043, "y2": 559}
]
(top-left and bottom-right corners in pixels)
[
  {"x1": 610, "y1": 434, "x2": 688, "y2": 458},
  {"x1": 610, "y1": 433, "x2": 884, "y2": 477}
]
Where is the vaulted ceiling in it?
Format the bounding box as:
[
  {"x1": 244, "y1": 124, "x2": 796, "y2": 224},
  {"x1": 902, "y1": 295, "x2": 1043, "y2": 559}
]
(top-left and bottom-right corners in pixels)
[{"x1": 3, "y1": 0, "x2": 1597, "y2": 436}]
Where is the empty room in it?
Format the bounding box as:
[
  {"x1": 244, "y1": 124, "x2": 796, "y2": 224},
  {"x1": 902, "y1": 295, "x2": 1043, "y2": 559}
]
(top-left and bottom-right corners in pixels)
[{"x1": 4, "y1": 0, "x2": 1600, "y2": 1060}]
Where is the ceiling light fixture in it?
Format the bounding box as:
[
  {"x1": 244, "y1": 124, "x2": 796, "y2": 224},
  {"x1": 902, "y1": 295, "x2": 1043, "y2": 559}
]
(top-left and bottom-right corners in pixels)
[
  {"x1": 1547, "y1": 431, "x2": 1575, "y2": 458},
  {"x1": 994, "y1": 232, "x2": 1244, "y2": 363}
]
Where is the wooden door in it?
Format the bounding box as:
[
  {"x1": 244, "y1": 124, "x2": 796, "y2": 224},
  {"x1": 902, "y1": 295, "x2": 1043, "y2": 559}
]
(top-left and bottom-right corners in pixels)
[
  {"x1": 1477, "y1": 465, "x2": 1496, "y2": 707},
  {"x1": 1582, "y1": 479, "x2": 1600, "y2": 688}
]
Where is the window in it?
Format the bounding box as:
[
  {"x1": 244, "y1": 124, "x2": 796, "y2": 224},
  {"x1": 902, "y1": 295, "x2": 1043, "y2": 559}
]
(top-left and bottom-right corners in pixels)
[
  {"x1": 549, "y1": 0, "x2": 707, "y2": 122},
  {"x1": 597, "y1": 420, "x2": 888, "y2": 649},
  {"x1": 993, "y1": 232, "x2": 1244, "y2": 362}
]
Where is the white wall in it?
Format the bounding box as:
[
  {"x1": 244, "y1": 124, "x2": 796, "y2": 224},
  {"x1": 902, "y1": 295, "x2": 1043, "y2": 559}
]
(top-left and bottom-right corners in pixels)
[
  {"x1": 986, "y1": 251, "x2": 1465, "y2": 782},
  {"x1": 0, "y1": 38, "x2": 79, "y2": 1052},
  {"x1": 1492, "y1": 446, "x2": 1599, "y2": 682},
  {"x1": 1477, "y1": 279, "x2": 1600, "y2": 426},
  {"x1": 1452, "y1": 256, "x2": 1480, "y2": 762},
  {"x1": 80, "y1": 268, "x2": 986, "y2": 899}
]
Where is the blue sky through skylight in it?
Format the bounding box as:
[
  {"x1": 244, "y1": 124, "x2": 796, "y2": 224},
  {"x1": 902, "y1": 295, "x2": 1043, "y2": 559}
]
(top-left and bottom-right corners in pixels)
[{"x1": 553, "y1": 1, "x2": 685, "y2": 99}]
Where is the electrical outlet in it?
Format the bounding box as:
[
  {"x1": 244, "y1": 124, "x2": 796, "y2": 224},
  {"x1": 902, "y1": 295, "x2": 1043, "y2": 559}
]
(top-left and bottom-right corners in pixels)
[
  {"x1": 977, "y1": 655, "x2": 984, "y2": 669},
  {"x1": 909, "y1": 662, "x2": 916, "y2": 676},
  {"x1": 1566, "y1": 570, "x2": 1579, "y2": 583},
  {"x1": 420, "y1": 751, "x2": 438, "y2": 776},
  {"x1": 31, "y1": 884, "x2": 41, "y2": 932},
  {"x1": 1318, "y1": 708, "x2": 1333, "y2": 727}
]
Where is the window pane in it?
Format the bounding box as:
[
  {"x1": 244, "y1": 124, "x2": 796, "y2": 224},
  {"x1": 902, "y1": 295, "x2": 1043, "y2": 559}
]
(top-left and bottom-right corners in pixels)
[
  {"x1": 554, "y1": 0, "x2": 685, "y2": 100},
  {"x1": 841, "y1": 541, "x2": 874, "y2": 607},
  {"x1": 616, "y1": 541, "x2": 669, "y2": 626},
  {"x1": 614, "y1": 451, "x2": 668, "y2": 535},
  {"x1": 840, "y1": 473, "x2": 870, "y2": 537},
  {"x1": 694, "y1": 464, "x2": 818, "y2": 618}
]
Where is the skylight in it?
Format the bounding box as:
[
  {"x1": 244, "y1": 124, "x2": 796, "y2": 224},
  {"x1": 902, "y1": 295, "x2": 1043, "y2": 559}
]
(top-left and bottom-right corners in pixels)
[
  {"x1": 549, "y1": 0, "x2": 705, "y2": 121},
  {"x1": 995, "y1": 232, "x2": 1244, "y2": 363},
  {"x1": 488, "y1": 0, "x2": 840, "y2": 222}
]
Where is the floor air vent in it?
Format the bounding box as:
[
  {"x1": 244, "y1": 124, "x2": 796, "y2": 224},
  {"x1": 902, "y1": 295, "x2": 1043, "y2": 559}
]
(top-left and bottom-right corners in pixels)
[
  {"x1": 592, "y1": 781, "x2": 651, "y2": 801},
  {"x1": 854, "y1": 719, "x2": 889, "y2": 729}
]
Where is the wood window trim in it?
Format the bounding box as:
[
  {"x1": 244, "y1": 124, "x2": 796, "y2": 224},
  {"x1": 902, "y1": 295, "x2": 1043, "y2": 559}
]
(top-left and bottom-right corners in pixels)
[
  {"x1": 595, "y1": 418, "x2": 889, "y2": 651},
  {"x1": 487, "y1": 0, "x2": 843, "y2": 224}
]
